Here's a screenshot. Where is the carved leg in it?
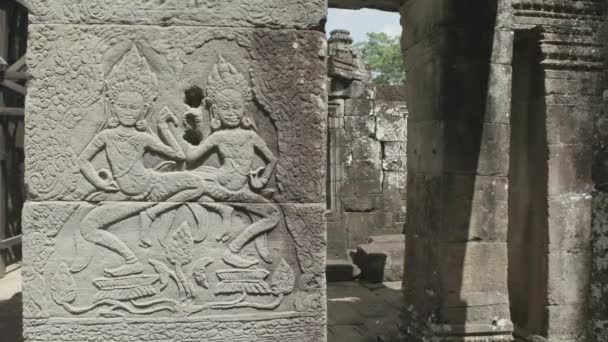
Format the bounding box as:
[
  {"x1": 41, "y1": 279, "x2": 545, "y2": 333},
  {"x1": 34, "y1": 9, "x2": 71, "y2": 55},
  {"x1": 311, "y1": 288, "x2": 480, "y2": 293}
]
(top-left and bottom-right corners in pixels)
[
  {"x1": 202, "y1": 203, "x2": 235, "y2": 239},
  {"x1": 80, "y1": 203, "x2": 153, "y2": 277},
  {"x1": 139, "y1": 173, "x2": 208, "y2": 247},
  {"x1": 223, "y1": 203, "x2": 280, "y2": 268}
]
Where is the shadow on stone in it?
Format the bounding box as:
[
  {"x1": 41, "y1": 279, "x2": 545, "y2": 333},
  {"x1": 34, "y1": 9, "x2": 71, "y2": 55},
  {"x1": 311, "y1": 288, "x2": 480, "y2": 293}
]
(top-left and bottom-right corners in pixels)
[{"x1": 328, "y1": 281, "x2": 403, "y2": 342}]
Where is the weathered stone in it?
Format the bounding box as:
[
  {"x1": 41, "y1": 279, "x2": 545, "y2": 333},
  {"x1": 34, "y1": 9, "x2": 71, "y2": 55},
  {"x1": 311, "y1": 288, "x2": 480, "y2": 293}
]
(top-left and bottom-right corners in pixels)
[
  {"x1": 327, "y1": 221, "x2": 349, "y2": 260},
  {"x1": 23, "y1": 201, "x2": 327, "y2": 341},
  {"x1": 547, "y1": 194, "x2": 592, "y2": 252},
  {"x1": 406, "y1": 120, "x2": 443, "y2": 175},
  {"x1": 382, "y1": 141, "x2": 407, "y2": 172},
  {"x1": 485, "y1": 63, "x2": 512, "y2": 124},
  {"x1": 441, "y1": 242, "x2": 509, "y2": 295},
  {"x1": 442, "y1": 175, "x2": 508, "y2": 243},
  {"x1": 344, "y1": 162, "x2": 383, "y2": 195},
  {"x1": 342, "y1": 195, "x2": 382, "y2": 212},
  {"x1": 345, "y1": 211, "x2": 400, "y2": 248},
  {"x1": 444, "y1": 122, "x2": 510, "y2": 177},
  {"x1": 353, "y1": 234, "x2": 405, "y2": 283},
  {"x1": 490, "y1": 30, "x2": 514, "y2": 65},
  {"x1": 590, "y1": 192, "x2": 608, "y2": 342},
  {"x1": 28, "y1": 0, "x2": 327, "y2": 29},
  {"x1": 25, "y1": 25, "x2": 327, "y2": 204},
  {"x1": 369, "y1": 234, "x2": 405, "y2": 244},
  {"x1": 375, "y1": 101, "x2": 408, "y2": 142},
  {"x1": 23, "y1": 2, "x2": 328, "y2": 340},
  {"x1": 325, "y1": 259, "x2": 358, "y2": 282},
  {"x1": 331, "y1": 79, "x2": 374, "y2": 100},
  {"x1": 376, "y1": 84, "x2": 408, "y2": 102},
  {"x1": 548, "y1": 144, "x2": 593, "y2": 196},
  {"x1": 343, "y1": 98, "x2": 374, "y2": 117},
  {"x1": 546, "y1": 105, "x2": 595, "y2": 146}
]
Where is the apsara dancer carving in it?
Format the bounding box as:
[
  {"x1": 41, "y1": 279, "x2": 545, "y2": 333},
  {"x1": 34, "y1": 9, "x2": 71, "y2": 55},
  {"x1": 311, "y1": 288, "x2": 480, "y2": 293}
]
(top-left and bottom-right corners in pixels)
[
  {"x1": 187, "y1": 56, "x2": 280, "y2": 268},
  {"x1": 77, "y1": 46, "x2": 208, "y2": 277}
]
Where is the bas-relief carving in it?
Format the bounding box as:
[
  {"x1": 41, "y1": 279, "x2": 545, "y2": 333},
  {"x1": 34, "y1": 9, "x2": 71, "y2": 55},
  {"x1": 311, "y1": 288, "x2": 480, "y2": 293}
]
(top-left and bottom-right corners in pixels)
[
  {"x1": 23, "y1": 201, "x2": 325, "y2": 328},
  {"x1": 27, "y1": 0, "x2": 326, "y2": 29},
  {"x1": 23, "y1": 24, "x2": 326, "y2": 342},
  {"x1": 25, "y1": 25, "x2": 326, "y2": 203}
]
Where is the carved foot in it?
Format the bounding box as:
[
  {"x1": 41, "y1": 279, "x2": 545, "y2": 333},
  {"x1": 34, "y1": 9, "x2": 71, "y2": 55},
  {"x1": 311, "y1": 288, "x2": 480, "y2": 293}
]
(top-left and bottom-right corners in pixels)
[
  {"x1": 222, "y1": 249, "x2": 259, "y2": 268},
  {"x1": 104, "y1": 262, "x2": 144, "y2": 278}
]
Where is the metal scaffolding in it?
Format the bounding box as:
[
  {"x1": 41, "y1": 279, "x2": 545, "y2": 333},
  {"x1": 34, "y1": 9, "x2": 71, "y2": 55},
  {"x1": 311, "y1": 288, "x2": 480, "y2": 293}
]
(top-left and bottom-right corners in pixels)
[{"x1": 0, "y1": 1, "x2": 27, "y2": 278}]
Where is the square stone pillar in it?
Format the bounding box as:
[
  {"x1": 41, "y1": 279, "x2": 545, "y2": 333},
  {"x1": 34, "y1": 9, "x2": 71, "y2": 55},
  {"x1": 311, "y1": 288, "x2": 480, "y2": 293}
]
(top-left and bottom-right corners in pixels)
[
  {"x1": 22, "y1": 1, "x2": 328, "y2": 341},
  {"x1": 591, "y1": 8, "x2": 608, "y2": 342},
  {"x1": 510, "y1": 1, "x2": 604, "y2": 340},
  {"x1": 401, "y1": 0, "x2": 514, "y2": 340}
]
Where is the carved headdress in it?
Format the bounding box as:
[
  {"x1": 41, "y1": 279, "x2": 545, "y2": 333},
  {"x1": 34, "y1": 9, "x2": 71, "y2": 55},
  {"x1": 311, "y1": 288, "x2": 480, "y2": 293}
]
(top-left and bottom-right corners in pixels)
[
  {"x1": 206, "y1": 55, "x2": 252, "y2": 103},
  {"x1": 106, "y1": 46, "x2": 158, "y2": 104}
]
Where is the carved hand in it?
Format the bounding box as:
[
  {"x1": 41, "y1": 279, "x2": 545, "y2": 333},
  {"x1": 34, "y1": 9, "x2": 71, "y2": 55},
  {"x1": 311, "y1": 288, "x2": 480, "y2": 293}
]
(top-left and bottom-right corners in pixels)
[
  {"x1": 182, "y1": 104, "x2": 203, "y2": 123},
  {"x1": 249, "y1": 167, "x2": 267, "y2": 190},
  {"x1": 159, "y1": 106, "x2": 179, "y2": 127},
  {"x1": 96, "y1": 169, "x2": 120, "y2": 192}
]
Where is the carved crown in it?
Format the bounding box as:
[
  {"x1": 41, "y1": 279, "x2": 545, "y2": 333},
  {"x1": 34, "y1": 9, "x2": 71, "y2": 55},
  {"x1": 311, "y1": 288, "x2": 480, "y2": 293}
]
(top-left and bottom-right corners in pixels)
[
  {"x1": 106, "y1": 46, "x2": 158, "y2": 104},
  {"x1": 206, "y1": 55, "x2": 252, "y2": 103}
]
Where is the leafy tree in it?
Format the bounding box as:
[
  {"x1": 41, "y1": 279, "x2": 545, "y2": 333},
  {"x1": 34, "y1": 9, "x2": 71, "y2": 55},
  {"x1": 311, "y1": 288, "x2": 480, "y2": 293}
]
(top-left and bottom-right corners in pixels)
[{"x1": 354, "y1": 32, "x2": 406, "y2": 86}]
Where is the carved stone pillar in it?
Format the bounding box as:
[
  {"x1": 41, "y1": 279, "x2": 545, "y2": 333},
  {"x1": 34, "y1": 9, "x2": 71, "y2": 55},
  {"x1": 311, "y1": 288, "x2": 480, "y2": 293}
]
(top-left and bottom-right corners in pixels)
[
  {"x1": 326, "y1": 29, "x2": 372, "y2": 280},
  {"x1": 591, "y1": 7, "x2": 608, "y2": 342},
  {"x1": 401, "y1": 0, "x2": 514, "y2": 340},
  {"x1": 22, "y1": 1, "x2": 328, "y2": 341},
  {"x1": 509, "y1": 1, "x2": 604, "y2": 340}
]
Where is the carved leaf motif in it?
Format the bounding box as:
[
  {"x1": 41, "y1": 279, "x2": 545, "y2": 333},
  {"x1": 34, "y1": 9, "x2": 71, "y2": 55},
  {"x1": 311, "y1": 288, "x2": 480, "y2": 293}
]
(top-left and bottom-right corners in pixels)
[
  {"x1": 50, "y1": 262, "x2": 76, "y2": 305},
  {"x1": 23, "y1": 290, "x2": 46, "y2": 318},
  {"x1": 215, "y1": 269, "x2": 272, "y2": 295},
  {"x1": 282, "y1": 205, "x2": 325, "y2": 289},
  {"x1": 270, "y1": 259, "x2": 295, "y2": 296},
  {"x1": 149, "y1": 259, "x2": 171, "y2": 290},
  {"x1": 24, "y1": 232, "x2": 53, "y2": 275},
  {"x1": 164, "y1": 222, "x2": 194, "y2": 266}
]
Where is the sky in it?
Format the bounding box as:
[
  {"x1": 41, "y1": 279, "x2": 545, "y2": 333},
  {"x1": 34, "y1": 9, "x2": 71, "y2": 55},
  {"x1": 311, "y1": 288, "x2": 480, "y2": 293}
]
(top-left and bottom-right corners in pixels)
[{"x1": 326, "y1": 8, "x2": 402, "y2": 43}]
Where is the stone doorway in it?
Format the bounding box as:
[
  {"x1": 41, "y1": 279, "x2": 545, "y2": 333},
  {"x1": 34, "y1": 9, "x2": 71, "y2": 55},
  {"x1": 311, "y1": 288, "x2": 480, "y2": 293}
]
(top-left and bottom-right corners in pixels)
[
  {"x1": 328, "y1": 0, "x2": 606, "y2": 341},
  {"x1": 325, "y1": 25, "x2": 407, "y2": 283},
  {"x1": 1, "y1": 1, "x2": 606, "y2": 342}
]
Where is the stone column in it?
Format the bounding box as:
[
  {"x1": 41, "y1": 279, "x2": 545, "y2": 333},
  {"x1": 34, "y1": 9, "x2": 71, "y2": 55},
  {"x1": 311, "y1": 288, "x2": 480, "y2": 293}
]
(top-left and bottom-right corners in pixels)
[
  {"x1": 326, "y1": 29, "x2": 361, "y2": 280},
  {"x1": 591, "y1": 8, "x2": 608, "y2": 342},
  {"x1": 22, "y1": 1, "x2": 328, "y2": 341},
  {"x1": 509, "y1": 1, "x2": 604, "y2": 340},
  {"x1": 401, "y1": 0, "x2": 513, "y2": 340}
]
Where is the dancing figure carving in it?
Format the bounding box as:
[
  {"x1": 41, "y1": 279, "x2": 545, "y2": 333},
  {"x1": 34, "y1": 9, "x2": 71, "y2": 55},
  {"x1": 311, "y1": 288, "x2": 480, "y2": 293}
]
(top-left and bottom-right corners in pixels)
[
  {"x1": 187, "y1": 56, "x2": 280, "y2": 268},
  {"x1": 77, "y1": 46, "x2": 209, "y2": 277}
]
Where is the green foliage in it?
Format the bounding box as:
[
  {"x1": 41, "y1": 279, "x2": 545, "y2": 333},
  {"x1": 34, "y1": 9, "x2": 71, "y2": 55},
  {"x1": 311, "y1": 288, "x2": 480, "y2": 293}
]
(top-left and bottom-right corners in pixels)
[{"x1": 354, "y1": 32, "x2": 406, "y2": 86}]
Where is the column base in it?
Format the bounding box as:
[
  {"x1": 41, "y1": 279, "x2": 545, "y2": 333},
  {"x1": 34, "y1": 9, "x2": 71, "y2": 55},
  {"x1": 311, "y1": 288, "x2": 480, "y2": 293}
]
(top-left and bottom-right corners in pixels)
[{"x1": 404, "y1": 322, "x2": 514, "y2": 342}]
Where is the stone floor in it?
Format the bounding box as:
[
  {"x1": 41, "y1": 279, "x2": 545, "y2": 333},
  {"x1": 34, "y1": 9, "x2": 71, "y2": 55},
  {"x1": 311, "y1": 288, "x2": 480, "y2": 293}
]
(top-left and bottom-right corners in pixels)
[
  {"x1": 0, "y1": 264, "x2": 23, "y2": 342},
  {"x1": 327, "y1": 281, "x2": 403, "y2": 342},
  {"x1": 0, "y1": 264, "x2": 403, "y2": 342}
]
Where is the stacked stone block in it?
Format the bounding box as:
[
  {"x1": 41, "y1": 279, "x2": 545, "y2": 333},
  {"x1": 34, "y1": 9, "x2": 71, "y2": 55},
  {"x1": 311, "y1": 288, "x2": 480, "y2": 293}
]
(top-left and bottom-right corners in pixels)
[
  {"x1": 401, "y1": 0, "x2": 514, "y2": 340},
  {"x1": 326, "y1": 30, "x2": 407, "y2": 278},
  {"x1": 22, "y1": 1, "x2": 328, "y2": 341}
]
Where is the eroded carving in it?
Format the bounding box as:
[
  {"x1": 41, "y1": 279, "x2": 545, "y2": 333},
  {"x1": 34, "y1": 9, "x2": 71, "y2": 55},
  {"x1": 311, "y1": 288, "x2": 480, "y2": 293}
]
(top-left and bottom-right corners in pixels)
[
  {"x1": 27, "y1": 0, "x2": 327, "y2": 30},
  {"x1": 186, "y1": 56, "x2": 280, "y2": 268},
  {"x1": 24, "y1": 21, "x2": 327, "y2": 342},
  {"x1": 25, "y1": 50, "x2": 321, "y2": 321},
  {"x1": 26, "y1": 26, "x2": 326, "y2": 203}
]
